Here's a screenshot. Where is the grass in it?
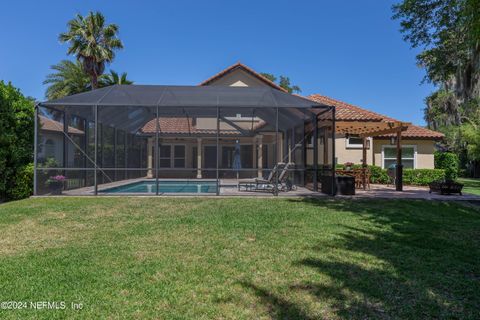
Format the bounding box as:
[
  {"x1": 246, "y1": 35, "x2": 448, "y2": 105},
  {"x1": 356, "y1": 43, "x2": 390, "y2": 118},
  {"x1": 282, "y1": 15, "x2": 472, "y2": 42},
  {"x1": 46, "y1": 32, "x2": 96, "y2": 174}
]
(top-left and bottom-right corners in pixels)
[
  {"x1": 0, "y1": 198, "x2": 479, "y2": 319},
  {"x1": 458, "y1": 177, "x2": 480, "y2": 195}
]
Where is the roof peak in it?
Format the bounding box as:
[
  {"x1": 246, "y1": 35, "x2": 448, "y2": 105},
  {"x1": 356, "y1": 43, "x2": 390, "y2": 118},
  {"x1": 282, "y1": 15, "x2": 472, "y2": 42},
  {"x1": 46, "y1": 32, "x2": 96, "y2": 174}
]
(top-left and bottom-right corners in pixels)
[{"x1": 199, "y1": 62, "x2": 288, "y2": 92}]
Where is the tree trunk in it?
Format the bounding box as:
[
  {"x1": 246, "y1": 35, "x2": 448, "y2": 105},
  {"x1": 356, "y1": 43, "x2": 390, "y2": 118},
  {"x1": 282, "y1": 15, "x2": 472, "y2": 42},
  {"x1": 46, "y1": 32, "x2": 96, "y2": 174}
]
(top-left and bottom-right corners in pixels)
[{"x1": 91, "y1": 74, "x2": 98, "y2": 90}]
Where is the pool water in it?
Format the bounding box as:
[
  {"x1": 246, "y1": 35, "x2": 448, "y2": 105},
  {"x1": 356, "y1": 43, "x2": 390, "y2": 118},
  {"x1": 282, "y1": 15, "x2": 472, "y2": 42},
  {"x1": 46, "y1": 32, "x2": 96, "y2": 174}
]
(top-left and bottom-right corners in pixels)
[{"x1": 101, "y1": 180, "x2": 218, "y2": 194}]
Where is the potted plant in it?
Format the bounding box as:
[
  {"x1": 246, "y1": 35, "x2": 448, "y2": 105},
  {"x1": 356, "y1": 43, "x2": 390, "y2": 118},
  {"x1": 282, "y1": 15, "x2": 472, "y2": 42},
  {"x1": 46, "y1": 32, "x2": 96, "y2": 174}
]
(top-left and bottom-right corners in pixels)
[
  {"x1": 46, "y1": 175, "x2": 66, "y2": 195},
  {"x1": 344, "y1": 162, "x2": 354, "y2": 171}
]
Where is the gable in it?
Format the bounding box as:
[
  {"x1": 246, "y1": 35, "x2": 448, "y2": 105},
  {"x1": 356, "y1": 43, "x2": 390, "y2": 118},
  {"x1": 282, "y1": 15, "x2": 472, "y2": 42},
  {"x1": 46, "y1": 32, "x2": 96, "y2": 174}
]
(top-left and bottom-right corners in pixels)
[
  {"x1": 200, "y1": 62, "x2": 287, "y2": 92},
  {"x1": 207, "y1": 68, "x2": 269, "y2": 87}
]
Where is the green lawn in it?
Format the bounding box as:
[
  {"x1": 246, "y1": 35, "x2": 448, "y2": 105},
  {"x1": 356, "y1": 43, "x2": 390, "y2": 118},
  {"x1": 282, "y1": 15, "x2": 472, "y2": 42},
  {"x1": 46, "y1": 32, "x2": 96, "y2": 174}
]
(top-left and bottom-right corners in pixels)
[
  {"x1": 0, "y1": 198, "x2": 479, "y2": 319},
  {"x1": 459, "y1": 177, "x2": 480, "y2": 195}
]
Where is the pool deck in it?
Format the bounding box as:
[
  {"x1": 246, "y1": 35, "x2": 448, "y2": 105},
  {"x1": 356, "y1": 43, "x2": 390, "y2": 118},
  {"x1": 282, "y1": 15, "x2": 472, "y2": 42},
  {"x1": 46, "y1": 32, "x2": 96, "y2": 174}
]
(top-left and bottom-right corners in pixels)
[
  {"x1": 46, "y1": 178, "x2": 480, "y2": 201},
  {"x1": 59, "y1": 178, "x2": 319, "y2": 197}
]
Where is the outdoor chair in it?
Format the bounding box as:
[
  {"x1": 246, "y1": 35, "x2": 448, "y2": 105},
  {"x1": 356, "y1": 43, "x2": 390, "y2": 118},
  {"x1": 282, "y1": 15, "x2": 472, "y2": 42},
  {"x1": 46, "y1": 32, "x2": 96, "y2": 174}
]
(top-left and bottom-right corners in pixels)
[
  {"x1": 277, "y1": 162, "x2": 296, "y2": 192},
  {"x1": 353, "y1": 168, "x2": 371, "y2": 190},
  {"x1": 238, "y1": 163, "x2": 286, "y2": 192},
  {"x1": 387, "y1": 165, "x2": 396, "y2": 186}
]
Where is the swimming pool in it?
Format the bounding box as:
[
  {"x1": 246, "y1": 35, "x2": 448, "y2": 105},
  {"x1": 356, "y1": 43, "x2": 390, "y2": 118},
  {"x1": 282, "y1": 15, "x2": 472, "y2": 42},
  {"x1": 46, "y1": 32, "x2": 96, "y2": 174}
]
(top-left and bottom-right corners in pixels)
[{"x1": 100, "y1": 180, "x2": 218, "y2": 194}]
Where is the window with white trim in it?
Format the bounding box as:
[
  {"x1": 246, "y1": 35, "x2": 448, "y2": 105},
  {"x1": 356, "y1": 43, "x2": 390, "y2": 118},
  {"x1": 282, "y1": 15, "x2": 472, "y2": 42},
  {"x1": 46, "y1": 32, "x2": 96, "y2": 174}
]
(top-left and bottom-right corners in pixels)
[
  {"x1": 382, "y1": 146, "x2": 416, "y2": 169},
  {"x1": 346, "y1": 136, "x2": 369, "y2": 149}
]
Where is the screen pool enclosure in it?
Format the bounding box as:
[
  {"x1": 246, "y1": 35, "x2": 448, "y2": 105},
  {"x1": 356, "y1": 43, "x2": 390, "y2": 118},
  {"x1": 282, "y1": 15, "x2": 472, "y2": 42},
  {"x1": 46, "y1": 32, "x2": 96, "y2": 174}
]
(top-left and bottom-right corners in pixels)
[{"x1": 34, "y1": 85, "x2": 335, "y2": 196}]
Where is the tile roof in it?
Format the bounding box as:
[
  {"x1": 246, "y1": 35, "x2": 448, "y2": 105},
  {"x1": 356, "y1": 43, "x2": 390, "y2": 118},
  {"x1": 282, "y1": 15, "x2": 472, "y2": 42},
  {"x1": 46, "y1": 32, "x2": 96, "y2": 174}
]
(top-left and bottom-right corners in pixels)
[
  {"x1": 140, "y1": 117, "x2": 267, "y2": 135},
  {"x1": 307, "y1": 94, "x2": 444, "y2": 139},
  {"x1": 308, "y1": 94, "x2": 394, "y2": 122},
  {"x1": 199, "y1": 62, "x2": 288, "y2": 92},
  {"x1": 39, "y1": 115, "x2": 84, "y2": 135}
]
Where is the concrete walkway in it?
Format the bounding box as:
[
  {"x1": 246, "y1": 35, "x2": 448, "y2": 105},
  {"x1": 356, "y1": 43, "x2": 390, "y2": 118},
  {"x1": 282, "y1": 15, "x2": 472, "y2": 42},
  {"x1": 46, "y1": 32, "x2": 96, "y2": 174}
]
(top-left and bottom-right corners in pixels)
[{"x1": 338, "y1": 184, "x2": 480, "y2": 201}]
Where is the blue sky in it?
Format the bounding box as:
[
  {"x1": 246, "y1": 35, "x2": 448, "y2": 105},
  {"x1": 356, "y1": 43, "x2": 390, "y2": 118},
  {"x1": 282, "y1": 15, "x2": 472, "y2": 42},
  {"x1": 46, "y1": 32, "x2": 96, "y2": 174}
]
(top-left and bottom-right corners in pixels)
[{"x1": 0, "y1": 0, "x2": 434, "y2": 125}]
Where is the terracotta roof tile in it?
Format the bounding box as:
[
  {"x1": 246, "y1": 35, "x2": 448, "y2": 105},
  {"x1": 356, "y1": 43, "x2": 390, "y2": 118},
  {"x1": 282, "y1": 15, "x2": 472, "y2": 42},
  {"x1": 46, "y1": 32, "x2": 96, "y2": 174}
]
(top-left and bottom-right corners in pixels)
[
  {"x1": 308, "y1": 94, "x2": 394, "y2": 122},
  {"x1": 39, "y1": 115, "x2": 84, "y2": 135},
  {"x1": 377, "y1": 125, "x2": 444, "y2": 139},
  {"x1": 307, "y1": 94, "x2": 444, "y2": 139},
  {"x1": 140, "y1": 117, "x2": 266, "y2": 135}
]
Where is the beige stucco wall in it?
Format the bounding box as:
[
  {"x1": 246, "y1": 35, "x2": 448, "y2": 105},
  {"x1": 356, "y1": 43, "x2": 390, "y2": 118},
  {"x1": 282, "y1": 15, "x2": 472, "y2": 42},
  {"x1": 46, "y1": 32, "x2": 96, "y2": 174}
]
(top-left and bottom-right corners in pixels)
[
  {"x1": 373, "y1": 139, "x2": 436, "y2": 169},
  {"x1": 335, "y1": 135, "x2": 373, "y2": 165},
  {"x1": 325, "y1": 136, "x2": 436, "y2": 169},
  {"x1": 196, "y1": 117, "x2": 263, "y2": 130}
]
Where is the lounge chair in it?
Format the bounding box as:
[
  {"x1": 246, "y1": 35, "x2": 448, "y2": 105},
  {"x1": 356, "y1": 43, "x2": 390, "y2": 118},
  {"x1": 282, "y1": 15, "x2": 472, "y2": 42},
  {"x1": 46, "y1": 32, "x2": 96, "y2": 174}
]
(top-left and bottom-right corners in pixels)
[
  {"x1": 277, "y1": 162, "x2": 296, "y2": 191},
  {"x1": 238, "y1": 163, "x2": 286, "y2": 192}
]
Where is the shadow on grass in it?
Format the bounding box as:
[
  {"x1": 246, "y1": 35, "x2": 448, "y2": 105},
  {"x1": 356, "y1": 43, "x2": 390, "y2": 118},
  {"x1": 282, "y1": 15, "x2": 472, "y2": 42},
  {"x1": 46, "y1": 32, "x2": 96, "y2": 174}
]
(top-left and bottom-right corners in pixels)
[{"x1": 241, "y1": 199, "x2": 480, "y2": 319}]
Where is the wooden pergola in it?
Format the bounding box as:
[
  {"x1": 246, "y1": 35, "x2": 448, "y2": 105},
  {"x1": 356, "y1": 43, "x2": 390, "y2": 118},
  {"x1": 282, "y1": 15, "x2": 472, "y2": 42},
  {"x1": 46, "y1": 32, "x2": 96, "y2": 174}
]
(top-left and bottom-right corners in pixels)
[{"x1": 335, "y1": 120, "x2": 411, "y2": 191}]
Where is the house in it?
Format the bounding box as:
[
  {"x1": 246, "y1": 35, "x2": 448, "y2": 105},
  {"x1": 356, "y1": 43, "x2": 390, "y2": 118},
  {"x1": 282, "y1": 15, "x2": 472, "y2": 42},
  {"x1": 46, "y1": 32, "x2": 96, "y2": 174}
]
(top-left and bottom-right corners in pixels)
[
  {"x1": 198, "y1": 62, "x2": 442, "y2": 170},
  {"x1": 35, "y1": 62, "x2": 443, "y2": 196},
  {"x1": 307, "y1": 95, "x2": 444, "y2": 169}
]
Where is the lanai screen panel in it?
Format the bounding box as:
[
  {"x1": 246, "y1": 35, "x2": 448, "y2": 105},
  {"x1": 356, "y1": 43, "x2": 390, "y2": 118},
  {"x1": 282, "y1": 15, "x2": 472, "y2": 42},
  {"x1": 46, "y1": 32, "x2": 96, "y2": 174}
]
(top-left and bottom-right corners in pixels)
[
  {"x1": 315, "y1": 107, "x2": 336, "y2": 194},
  {"x1": 96, "y1": 105, "x2": 153, "y2": 192},
  {"x1": 217, "y1": 107, "x2": 278, "y2": 182},
  {"x1": 36, "y1": 85, "x2": 334, "y2": 195},
  {"x1": 36, "y1": 104, "x2": 95, "y2": 195}
]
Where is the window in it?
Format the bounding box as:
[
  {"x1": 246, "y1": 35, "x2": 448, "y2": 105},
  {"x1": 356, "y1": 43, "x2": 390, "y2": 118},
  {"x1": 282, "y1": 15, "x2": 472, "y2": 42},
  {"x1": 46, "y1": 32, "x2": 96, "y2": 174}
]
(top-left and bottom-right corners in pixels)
[
  {"x1": 346, "y1": 136, "x2": 369, "y2": 149},
  {"x1": 240, "y1": 145, "x2": 253, "y2": 168},
  {"x1": 382, "y1": 146, "x2": 416, "y2": 169},
  {"x1": 159, "y1": 145, "x2": 171, "y2": 168},
  {"x1": 45, "y1": 139, "x2": 56, "y2": 158},
  {"x1": 173, "y1": 145, "x2": 185, "y2": 168},
  {"x1": 159, "y1": 144, "x2": 185, "y2": 168},
  {"x1": 262, "y1": 145, "x2": 268, "y2": 169}
]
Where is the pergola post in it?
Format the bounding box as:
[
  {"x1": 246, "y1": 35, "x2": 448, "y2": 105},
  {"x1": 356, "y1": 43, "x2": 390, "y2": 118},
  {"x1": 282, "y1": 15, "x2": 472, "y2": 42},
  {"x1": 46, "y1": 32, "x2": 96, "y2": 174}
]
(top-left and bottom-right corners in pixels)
[
  {"x1": 313, "y1": 113, "x2": 318, "y2": 192},
  {"x1": 216, "y1": 107, "x2": 220, "y2": 196},
  {"x1": 155, "y1": 106, "x2": 159, "y2": 195},
  {"x1": 331, "y1": 106, "x2": 336, "y2": 196},
  {"x1": 396, "y1": 129, "x2": 403, "y2": 191},
  {"x1": 274, "y1": 107, "x2": 279, "y2": 196},
  {"x1": 362, "y1": 137, "x2": 367, "y2": 190}
]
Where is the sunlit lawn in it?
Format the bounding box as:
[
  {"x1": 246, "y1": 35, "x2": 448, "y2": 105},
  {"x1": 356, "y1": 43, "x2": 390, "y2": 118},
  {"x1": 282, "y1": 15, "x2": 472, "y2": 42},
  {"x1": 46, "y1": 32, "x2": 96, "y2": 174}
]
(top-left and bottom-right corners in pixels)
[
  {"x1": 0, "y1": 198, "x2": 479, "y2": 319},
  {"x1": 459, "y1": 177, "x2": 480, "y2": 195}
]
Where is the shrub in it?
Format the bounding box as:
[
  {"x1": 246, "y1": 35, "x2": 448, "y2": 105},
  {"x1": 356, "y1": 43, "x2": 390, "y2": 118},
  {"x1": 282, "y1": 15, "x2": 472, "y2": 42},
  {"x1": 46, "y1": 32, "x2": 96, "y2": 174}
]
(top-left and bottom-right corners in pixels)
[
  {"x1": 435, "y1": 152, "x2": 459, "y2": 181},
  {"x1": 7, "y1": 163, "x2": 34, "y2": 200},
  {"x1": 0, "y1": 81, "x2": 34, "y2": 202},
  {"x1": 403, "y1": 169, "x2": 445, "y2": 185},
  {"x1": 369, "y1": 166, "x2": 390, "y2": 184},
  {"x1": 335, "y1": 164, "x2": 444, "y2": 185}
]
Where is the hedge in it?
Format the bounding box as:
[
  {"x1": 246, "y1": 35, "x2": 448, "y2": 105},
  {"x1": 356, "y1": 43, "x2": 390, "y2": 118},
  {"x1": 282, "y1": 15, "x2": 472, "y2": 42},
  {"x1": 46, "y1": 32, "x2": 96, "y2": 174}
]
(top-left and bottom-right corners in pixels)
[
  {"x1": 434, "y1": 152, "x2": 459, "y2": 181},
  {"x1": 336, "y1": 164, "x2": 445, "y2": 186},
  {"x1": 6, "y1": 163, "x2": 33, "y2": 200},
  {"x1": 402, "y1": 169, "x2": 445, "y2": 185}
]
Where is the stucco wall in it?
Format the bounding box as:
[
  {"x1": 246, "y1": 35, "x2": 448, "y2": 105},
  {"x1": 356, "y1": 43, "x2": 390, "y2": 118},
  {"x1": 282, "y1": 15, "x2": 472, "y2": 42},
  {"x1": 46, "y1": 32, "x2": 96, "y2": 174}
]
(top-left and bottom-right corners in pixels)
[
  {"x1": 373, "y1": 139, "x2": 436, "y2": 169},
  {"x1": 333, "y1": 136, "x2": 436, "y2": 169},
  {"x1": 335, "y1": 135, "x2": 373, "y2": 165}
]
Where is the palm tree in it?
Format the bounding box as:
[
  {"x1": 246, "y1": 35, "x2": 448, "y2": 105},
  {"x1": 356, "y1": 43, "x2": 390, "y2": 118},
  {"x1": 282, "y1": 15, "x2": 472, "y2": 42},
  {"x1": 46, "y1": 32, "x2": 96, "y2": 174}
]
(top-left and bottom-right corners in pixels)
[
  {"x1": 43, "y1": 60, "x2": 90, "y2": 100},
  {"x1": 99, "y1": 70, "x2": 133, "y2": 87},
  {"x1": 59, "y1": 11, "x2": 123, "y2": 89}
]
